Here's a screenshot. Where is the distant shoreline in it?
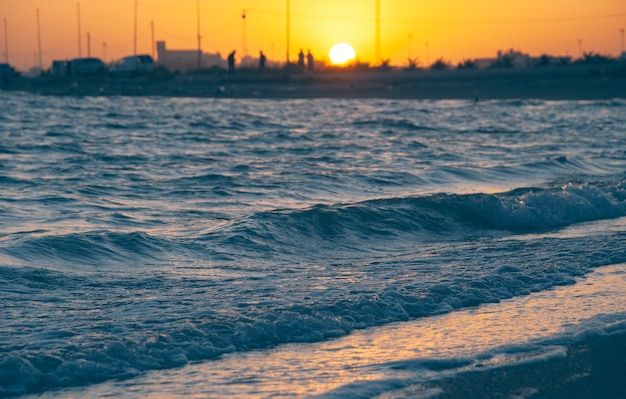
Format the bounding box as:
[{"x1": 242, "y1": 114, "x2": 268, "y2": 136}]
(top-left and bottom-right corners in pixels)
[{"x1": 2, "y1": 64, "x2": 625, "y2": 100}]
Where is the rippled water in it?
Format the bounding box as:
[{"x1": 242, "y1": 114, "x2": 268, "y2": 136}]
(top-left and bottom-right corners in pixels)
[{"x1": 1, "y1": 93, "x2": 626, "y2": 397}]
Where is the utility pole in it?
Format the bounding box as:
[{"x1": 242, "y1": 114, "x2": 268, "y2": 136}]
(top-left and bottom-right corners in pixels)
[
  {"x1": 577, "y1": 39, "x2": 582, "y2": 59},
  {"x1": 375, "y1": 0, "x2": 381, "y2": 64},
  {"x1": 3, "y1": 18, "x2": 8, "y2": 63},
  {"x1": 425, "y1": 42, "x2": 429, "y2": 66},
  {"x1": 77, "y1": 3, "x2": 81, "y2": 57},
  {"x1": 242, "y1": 9, "x2": 247, "y2": 59},
  {"x1": 196, "y1": 0, "x2": 201, "y2": 69},
  {"x1": 103, "y1": 42, "x2": 107, "y2": 62},
  {"x1": 151, "y1": 21, "x2": 156, "y2": 60},
  {"x1": 408, "y1": 33, "x2": 413, "y2": 59},
  {"x1": 36, "y1": 9, "x2": 42, "y2": 70},
  {"x1": 286, "y1": 0, "x2": 290, "y2": 65},
  {"x1": 87, "y1": 32, "x2": 91, "y2": 57},
  {"x1": 621, "y1": 28, "x2": 624, "y2": 56},
  {"x1": 133, "y1": 0, "x2": 138, "y2": 56}
]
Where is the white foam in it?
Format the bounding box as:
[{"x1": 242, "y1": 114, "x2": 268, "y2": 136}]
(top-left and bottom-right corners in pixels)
[{"x1": 34, "y1": 263, "x2": 626, "y2": 398}]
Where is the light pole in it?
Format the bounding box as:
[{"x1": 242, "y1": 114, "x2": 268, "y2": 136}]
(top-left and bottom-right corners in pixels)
[
  {"x1": 286, "y1": 0, "x2": 290, "y2": 65},
  {"x1": 133, "y1": 0, "x2": 138, "y2": 56},
  {"x1": 3, "y1": 18, "x2": 8, "y2": 63},
  {"x1": 77, "y1": 3, "x2": 81, "y2": 57},
  {"x1": 197, "y1": 0, "x2": 202, "y2": 69},
  {"x1": 375, "y1": 0, "x2": 381, "y2": 64},
  {"x1": 577, "y1": 39, "x2": 582, "y2": 59},
  {"x1": 242, "y1": 9, "x2": 247, "y2": 59},
  {"x1": 151, "y1": 20, "x2": 155, "y2": 60},
  {"x1": 36, "y1": 9, "x2": 42, "y2": 70},
  {"x1": 621, "y1": 28, "x2": 624, "y2": 56}
]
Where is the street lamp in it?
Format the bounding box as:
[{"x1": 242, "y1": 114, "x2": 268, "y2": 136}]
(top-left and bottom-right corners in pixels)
[
  {"x1": 286, "y1": 0, "x2": 290, "y2": 65},
  {"x1": 197, "y1": 0, "x2": 202, "y2": 69},
  {"x1": 242, "y1": 10, "x2": 247, "y2": 58},
  {"x1": 375, "y1": 0, "x2": 381, "y2": 64}
]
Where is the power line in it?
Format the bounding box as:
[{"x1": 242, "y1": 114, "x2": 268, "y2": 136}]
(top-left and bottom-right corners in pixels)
[
  {"x1": 83, "y1": 5, "x2": 135, "y2": 19},
  {"x1": 244, "y1": 8, "x2": 626, "y2": 26},
  {"x1": 391, "y1": 12, "x2": 626, "y2": 26}
]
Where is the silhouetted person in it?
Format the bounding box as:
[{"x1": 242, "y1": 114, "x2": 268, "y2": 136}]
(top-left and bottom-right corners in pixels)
[
  {"x1": 228, "y1": 50, "x2": 236, "y2": 76},
  {"x1": 307, "y1": 50, "x2": 315, "y2": 73},
  {"x1": 298, "y1": 49, "x2": 305, "y2": 73},
  {"x1": 258, "y1": 51, "x2": 267, "y2": 73}
]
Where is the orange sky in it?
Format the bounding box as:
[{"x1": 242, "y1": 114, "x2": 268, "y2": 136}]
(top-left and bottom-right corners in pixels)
[{"x1": 1, "y1": 0, "x2": 625, "y2": 71}]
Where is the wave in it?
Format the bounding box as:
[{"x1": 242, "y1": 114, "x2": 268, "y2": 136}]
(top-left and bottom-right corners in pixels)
[
  {"x1": 4, "y1": 258, "x2": 626, "y2": 396},
  {"x1": 210, "y1": 176, "x2": 626, "y2": 257},
  {"x1": 3, "y1": 229, "x2": 626, "y2": 396},
  {"x1": 2, "y1": 231, "x2": 171, "y2": 268}
]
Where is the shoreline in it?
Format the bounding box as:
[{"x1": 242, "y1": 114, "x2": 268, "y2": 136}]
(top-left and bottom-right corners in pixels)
[
  {"x1": 430, "y1": 330, "x2": 626, "y2": 398},
  {"x1": 2, "y1": 64, "x2": 625, "y2": 100}
]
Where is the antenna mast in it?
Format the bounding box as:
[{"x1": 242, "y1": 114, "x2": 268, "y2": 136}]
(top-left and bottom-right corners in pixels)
[
  {"x1": 36, "y1": 9, "x2": 42, "y2": 70},
  {"x1": 134, "y1": 0, "x2": 138, "y2": 56},
  {"x1": 77, "y1": 3, "x2": 81, "y2": 57},
  {"x1": 375, "y1": 0, "x2": 381, "y2": 64},
  {"x1": 286, "y1": 0, "x2": 290, "y2": 65},
  {"x1": 197, "y1": 0, "x2": 201, "y2": 69},
  {"x1": 3, "y1": 18, "x2": 8, "y2": 63}
]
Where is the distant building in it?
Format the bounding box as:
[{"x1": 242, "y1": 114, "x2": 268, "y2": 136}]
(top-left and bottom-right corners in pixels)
[
  {"x1": 156, "y1": 41, "x2": 225, "y2": 72},
  {"x1": 474, "y1": 49, "x2": 571, "y2": 69},
  {"x1": 474, "y1": 57, "x2": 497, "y2": 69},
  {"x1": 495, "y1": 49, "x2": 532, "y2": 68},
  {"x1": 473, "y1": 49, "x2": 530, "y2": 69}
]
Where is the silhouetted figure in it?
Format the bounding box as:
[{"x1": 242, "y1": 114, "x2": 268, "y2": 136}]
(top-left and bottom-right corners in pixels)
[
  {"x1": 228, "y1": 50, "x2": 236, "y2": 76},
  {"x1": 258, "y1": 51, "x2": 267, "y2": 73},
  {"x1": 298, "y1": 49, "x2": 305, "y2": 73},
  {"x1": 307, "y1": 50, "x2": 315, "y2": 73}
]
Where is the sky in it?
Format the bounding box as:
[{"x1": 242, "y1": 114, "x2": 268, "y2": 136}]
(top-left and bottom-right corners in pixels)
[{"x1": 1, "y1": 0, "x2": 625, "y2": 71}]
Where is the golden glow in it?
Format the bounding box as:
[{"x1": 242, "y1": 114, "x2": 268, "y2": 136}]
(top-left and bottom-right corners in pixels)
[
  {"x1": 328, "y1": 43, "x2": 356, "y2": 65},
  {"x1": 1, "y1": 0, "x2": 625, "y2": 71},
  {"x1": 71, "y1": 263, "x2": 626, "y2": 396}
]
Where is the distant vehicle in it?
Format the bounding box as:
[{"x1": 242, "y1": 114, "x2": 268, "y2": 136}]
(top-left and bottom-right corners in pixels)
[
  {"x1": 68, "y1": 58, "x2": 107, "y2": 76},
  {"x1": 110, "y1": 55, "x2": 155, "y2": 76}
]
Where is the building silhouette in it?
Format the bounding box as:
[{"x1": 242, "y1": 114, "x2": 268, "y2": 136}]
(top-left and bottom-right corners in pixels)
[{"x1": 156, "y1": 41, "x2": 224, "y2": 72}]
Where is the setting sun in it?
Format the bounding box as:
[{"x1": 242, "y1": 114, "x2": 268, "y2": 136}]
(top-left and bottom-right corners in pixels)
[{"x1": 329, "y1": 43, "x2": 356, "y2": 66}]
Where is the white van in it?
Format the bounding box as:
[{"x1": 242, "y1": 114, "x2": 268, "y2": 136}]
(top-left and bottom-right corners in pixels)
[{"x1": 110, "y1": 55, "x2": 155, "y2": 76}]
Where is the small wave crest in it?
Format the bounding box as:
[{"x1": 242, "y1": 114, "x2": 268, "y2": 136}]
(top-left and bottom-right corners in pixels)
[
  {"x1": 2, "y1": 231, "x2": 170, "y2": 268},
  {"x1": 213, "y1": 177, "x2": 626, "y2": 257}
]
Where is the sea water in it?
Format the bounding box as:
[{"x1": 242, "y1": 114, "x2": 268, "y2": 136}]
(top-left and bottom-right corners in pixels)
[{"x1": 1, "y1": 93, "x2": 626, "y2": 398}]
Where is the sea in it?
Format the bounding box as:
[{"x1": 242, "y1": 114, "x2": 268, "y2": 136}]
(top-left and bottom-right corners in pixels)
[{"x1": 1, "y1": 92, "x2": 626, "y2": 398}]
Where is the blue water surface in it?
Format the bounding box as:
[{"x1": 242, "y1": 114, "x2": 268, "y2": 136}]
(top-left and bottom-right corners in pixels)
[{"x1": 1, "y1": 93, "x2": 626, "y2": 397}]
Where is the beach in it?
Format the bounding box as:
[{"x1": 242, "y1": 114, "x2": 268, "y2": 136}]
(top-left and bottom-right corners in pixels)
[
  {"x1": 2, "y1": 80, "x2": 626, "y2": 398},
  {"x1": 2, "y1": 63, "x2": 625, "y2": 100}
]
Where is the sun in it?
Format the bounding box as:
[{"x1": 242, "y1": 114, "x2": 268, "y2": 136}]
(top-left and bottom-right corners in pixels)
[{"x1": 329, "y1": 43, "x2": 356, "y2": 66}]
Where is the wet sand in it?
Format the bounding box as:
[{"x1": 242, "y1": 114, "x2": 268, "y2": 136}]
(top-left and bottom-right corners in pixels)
[
  {"x1": 2, "y1": 64, "x2": 625, "y2": 100},
  {"x1": 430, "y1": 331, "x2": 626, "y2": 399}
]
